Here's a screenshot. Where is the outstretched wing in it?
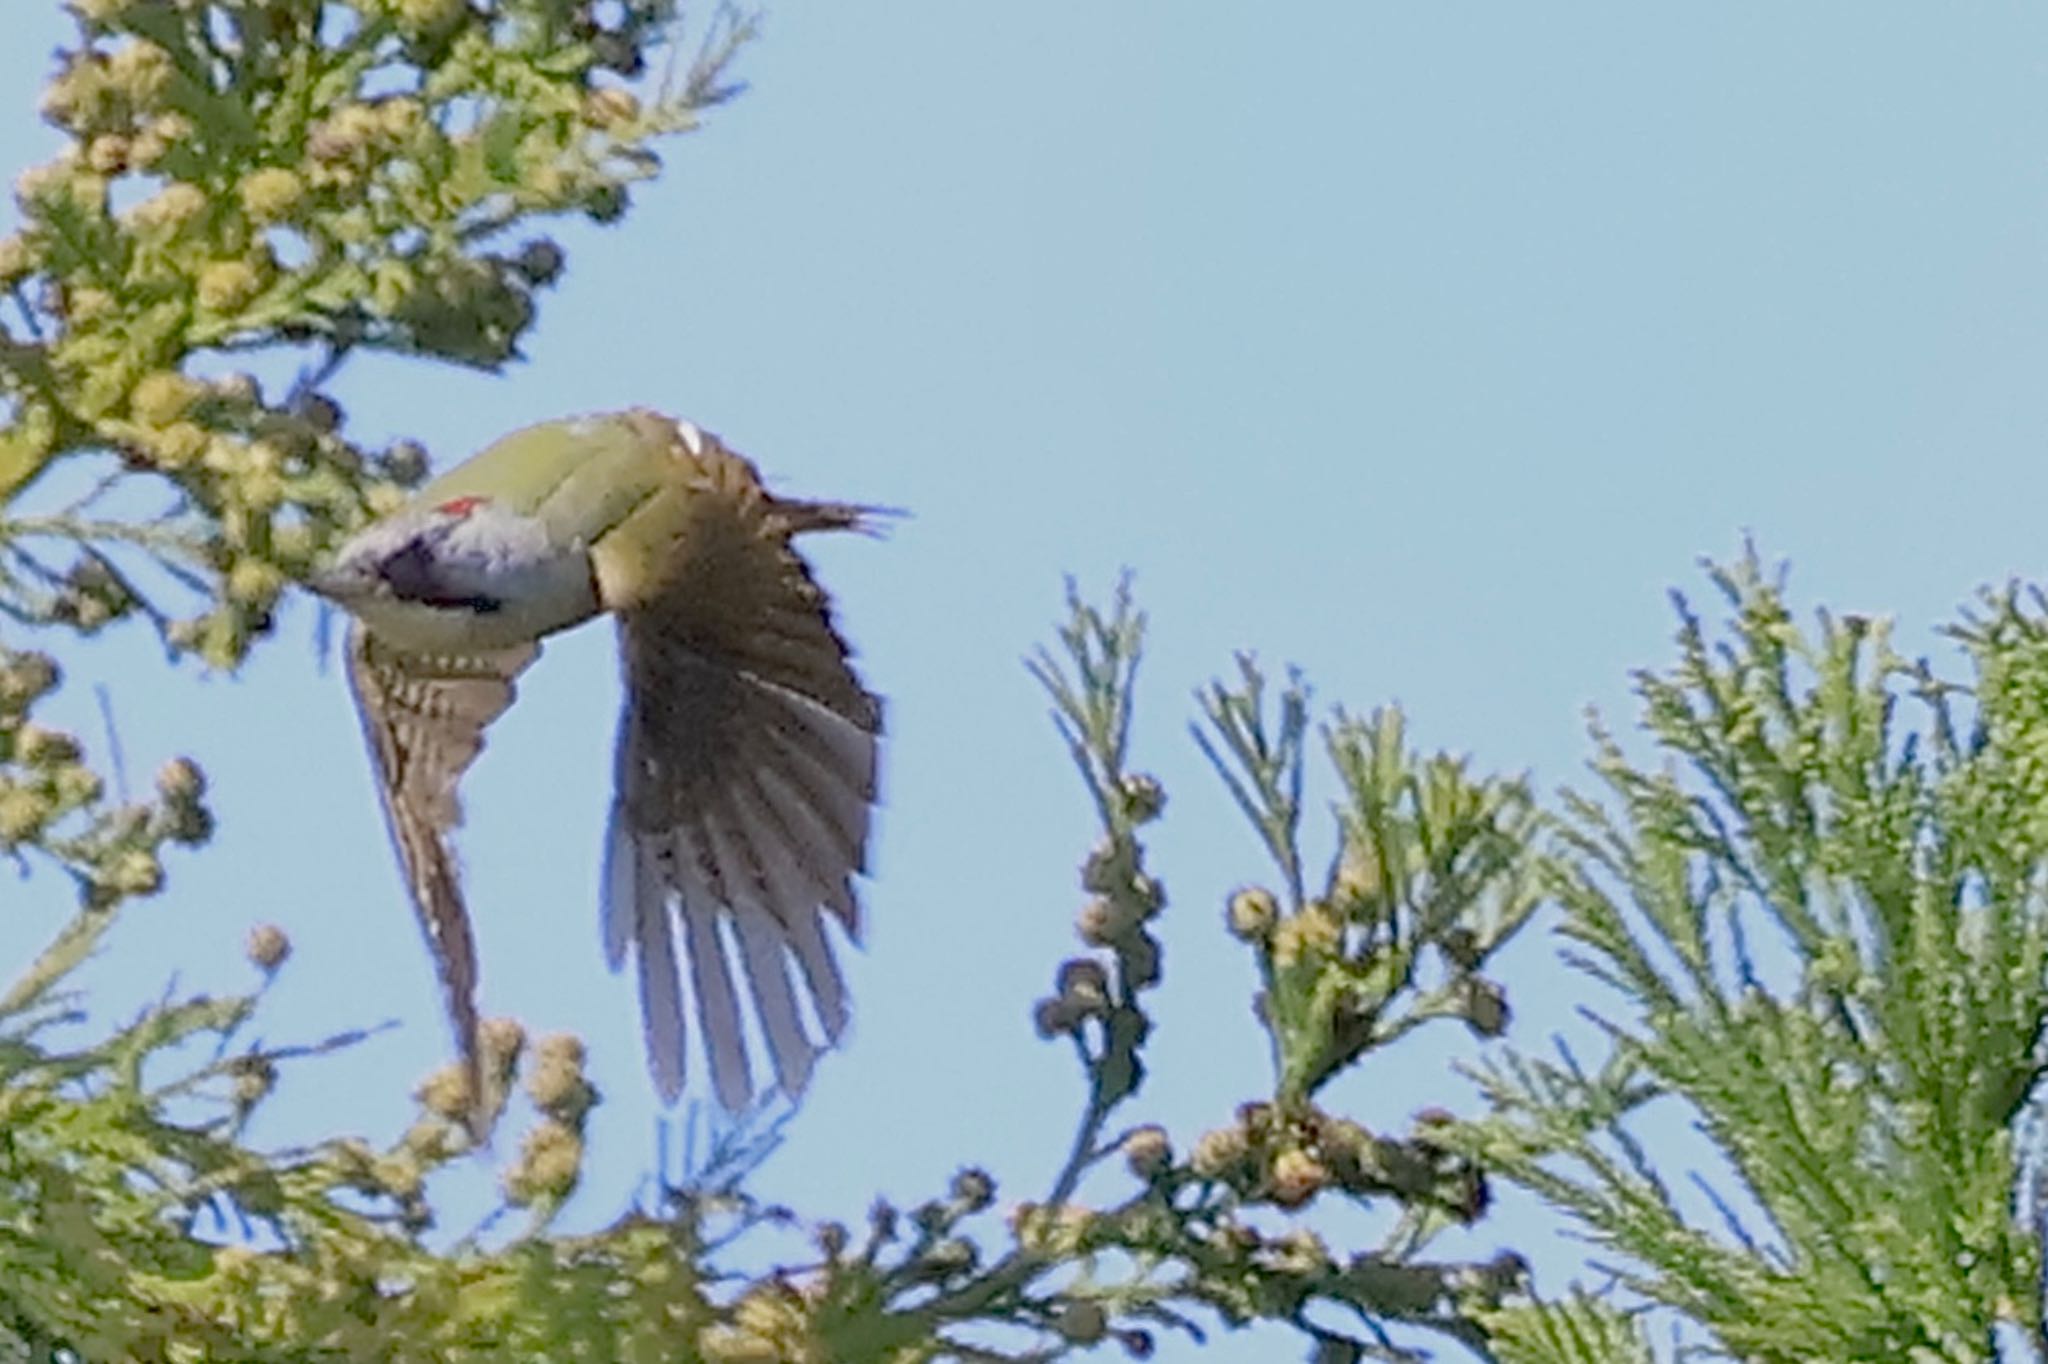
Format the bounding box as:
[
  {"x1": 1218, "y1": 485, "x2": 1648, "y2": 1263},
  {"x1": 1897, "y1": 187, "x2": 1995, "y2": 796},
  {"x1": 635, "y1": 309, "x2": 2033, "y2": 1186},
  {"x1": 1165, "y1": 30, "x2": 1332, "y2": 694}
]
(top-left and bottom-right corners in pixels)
[
  {"x1": 346, "y1": 623, "x2": 539, "y2": 1134},
  {"x1": 596, "y1": 437, "x2": 881, "y2": 1111}
]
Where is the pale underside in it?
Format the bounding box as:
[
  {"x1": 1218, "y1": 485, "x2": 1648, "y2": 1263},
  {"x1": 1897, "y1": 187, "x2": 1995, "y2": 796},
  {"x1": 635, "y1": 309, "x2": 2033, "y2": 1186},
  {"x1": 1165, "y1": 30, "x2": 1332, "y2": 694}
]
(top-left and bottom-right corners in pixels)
[{"x1": 345, "y1": 436, "x2": 881, "y2": 1122}]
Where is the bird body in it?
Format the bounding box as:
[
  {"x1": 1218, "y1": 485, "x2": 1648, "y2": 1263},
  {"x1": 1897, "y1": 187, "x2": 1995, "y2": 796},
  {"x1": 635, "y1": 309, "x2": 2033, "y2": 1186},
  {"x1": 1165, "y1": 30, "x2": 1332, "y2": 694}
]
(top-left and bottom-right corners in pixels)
[{"x1": 313, "y1": 409, "x2": 882, "y2": 1130}]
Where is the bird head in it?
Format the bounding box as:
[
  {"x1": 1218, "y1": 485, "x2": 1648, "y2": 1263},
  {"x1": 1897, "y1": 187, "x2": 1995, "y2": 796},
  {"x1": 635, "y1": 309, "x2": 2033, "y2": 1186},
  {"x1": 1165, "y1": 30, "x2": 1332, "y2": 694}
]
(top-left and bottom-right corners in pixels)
[{"x1": 310, "y1": 494, "x2": 599, "y2": 653}]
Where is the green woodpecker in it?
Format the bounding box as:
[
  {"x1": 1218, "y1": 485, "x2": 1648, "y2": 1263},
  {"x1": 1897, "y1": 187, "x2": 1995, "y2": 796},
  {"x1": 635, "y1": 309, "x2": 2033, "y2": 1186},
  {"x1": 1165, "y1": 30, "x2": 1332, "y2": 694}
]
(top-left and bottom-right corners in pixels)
[{"x1": 310, "y1": 409, "x2": 882, "y2": 1127}]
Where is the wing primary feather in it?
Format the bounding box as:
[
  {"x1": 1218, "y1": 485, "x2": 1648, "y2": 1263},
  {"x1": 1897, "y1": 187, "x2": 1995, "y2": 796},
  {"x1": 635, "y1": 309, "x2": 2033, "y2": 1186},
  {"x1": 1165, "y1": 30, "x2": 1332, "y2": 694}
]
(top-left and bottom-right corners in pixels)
[
  {"x1": 695, "y1": 794, "x2": 822, "y2": 1095},
  {"x1": 600, "y1": 802, "x2": 637, "y2": 971},
  {"x1": 754, "y1": 704, "x2": 872, "y2": 864},
  {"x1": 729, "y1": 756, "x2": 845, "y2": 910},
  {"x1": 784, "y1": 905, "x2": 849, "y2": 1042},
  {"x1": 724, "y1": 757, "x2": 861, "y2": 946},
  {"x1": 632, "y1": 833, "x2": 686, "y2": 1103},
  {"x1": 672, "y1": 831, "x2": 752, "y2": 1110},
  {"x1": 732, "y1": 910, "x2": 816, "y2": 1096},
  {"x1": 753, "y1": 678, "x2": 880, "y2": 797},
  {"x1": 749, "y1": 720, "x2": 866, "y2": 871}
]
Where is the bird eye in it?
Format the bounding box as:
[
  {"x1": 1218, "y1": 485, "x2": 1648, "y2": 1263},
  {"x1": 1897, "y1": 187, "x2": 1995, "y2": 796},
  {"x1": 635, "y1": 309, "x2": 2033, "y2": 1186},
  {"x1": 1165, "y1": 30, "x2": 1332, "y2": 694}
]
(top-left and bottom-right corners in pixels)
[
  {"x1": 376, "y1": 530, "x2": 502, "y2": 613},
  {"x1": 378, "y1": 537, "x2": 439, "y2": 600}
]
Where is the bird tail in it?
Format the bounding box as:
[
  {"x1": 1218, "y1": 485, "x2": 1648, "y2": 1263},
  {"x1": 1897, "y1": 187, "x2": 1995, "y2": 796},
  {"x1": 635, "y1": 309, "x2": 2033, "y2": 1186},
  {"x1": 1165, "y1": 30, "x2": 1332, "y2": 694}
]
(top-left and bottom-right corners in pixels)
[{"x1": 775, "y1": 496, "x2": 906, "y2": 538}]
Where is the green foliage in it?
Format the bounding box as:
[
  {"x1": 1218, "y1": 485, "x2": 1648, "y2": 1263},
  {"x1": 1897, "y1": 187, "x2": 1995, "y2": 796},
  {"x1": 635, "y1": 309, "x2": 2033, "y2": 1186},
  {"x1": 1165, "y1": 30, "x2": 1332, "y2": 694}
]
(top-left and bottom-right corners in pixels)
[
  {"x1": 1461, "y1": 550, "x2": 2048, "y2": 1363},
  {"x1": 1196, "y1": 667, "x2": 1542, "y2": 1107},
  {"x1": 1473, "y1": 1295, "x2": 1656, "y2": 1364}
]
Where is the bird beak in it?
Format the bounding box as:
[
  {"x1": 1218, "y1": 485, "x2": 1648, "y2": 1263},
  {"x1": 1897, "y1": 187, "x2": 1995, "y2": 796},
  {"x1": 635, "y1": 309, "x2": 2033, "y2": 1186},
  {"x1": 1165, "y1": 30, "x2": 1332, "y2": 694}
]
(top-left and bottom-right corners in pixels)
[{"x1": 303, "y1": 567, "x2": 363, "y2": 603}]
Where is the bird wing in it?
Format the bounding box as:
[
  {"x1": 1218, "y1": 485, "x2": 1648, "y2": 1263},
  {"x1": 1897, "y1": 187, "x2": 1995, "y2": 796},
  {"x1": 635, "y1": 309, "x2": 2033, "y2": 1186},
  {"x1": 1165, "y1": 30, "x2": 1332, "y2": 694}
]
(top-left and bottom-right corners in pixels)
[
  {"x1": 597, "y1": 439, "x2": 881, "y2": 1111},
  {"x1": 346, "y1": 622, "x2": 539, "y2": 1134}
]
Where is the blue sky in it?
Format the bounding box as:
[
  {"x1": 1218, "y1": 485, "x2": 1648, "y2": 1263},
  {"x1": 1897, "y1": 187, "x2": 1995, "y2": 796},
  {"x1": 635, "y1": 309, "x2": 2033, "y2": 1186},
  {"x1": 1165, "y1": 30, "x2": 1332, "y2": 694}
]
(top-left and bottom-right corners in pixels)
[{"x1": 7, "y1": 5, "x2": 2048, "y2": 1359}]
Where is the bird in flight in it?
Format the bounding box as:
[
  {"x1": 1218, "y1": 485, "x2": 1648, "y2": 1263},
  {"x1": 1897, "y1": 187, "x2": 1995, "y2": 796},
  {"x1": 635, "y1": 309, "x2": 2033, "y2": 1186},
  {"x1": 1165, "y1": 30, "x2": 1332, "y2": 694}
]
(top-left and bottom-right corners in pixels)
[{"x1": 310, "y1": 409, "x2": 882, "y2": 1133}]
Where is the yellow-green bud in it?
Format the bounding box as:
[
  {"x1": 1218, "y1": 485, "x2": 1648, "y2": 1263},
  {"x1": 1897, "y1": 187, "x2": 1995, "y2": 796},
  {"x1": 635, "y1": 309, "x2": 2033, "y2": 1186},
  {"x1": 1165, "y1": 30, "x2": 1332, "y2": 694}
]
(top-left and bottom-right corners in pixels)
[
  {"x1": 1076, "y1": 894, "x2": 1136, "y2": 946},
  {"x1": 375, "y1": 96, "x2": 424, "y2": 140},
  {"x1": 36, "y1": 65, "x2": 96, "y2": 132},
  {"x1": 227, "y1": 560, "x2": 285, "y2": 607},
  {"x1": 153, "y1": 753, "x2": 203, "y2": 806},
  {"x1": 1227, "y1": 886, "x2": 1278, "y2": 941},
  {"x1": 1266, "y1": 1147, "x2": 1328, "y2": 1209},
  {"x1": 144, "y1": 111, "x2": 192, "y2": 144},
  {"x1": 148, "y1": 422, "x2": 208, "y2": 470},
  {"x1": 166, "y1": 617, "x2": 204, "y2": 653},
  {"x1": 584, "y1": 181, "x2": 628, "y2": 223},
  {"x1": 308, "y1": 104, "x2": 382, "y2": 161},
  {"x1": 400, "y1": 1117, "x2": 461, "y2": 1164},
  {"x1": 230, "y1": 1054, "x2": 277, "y2": 1108},
  {"x1": 1270, "y1": 901, "x2": 1342, "y2": 969},
  {"x1": 503, "y1": 1120, "x2": 584, "y2": 1205},
  {"x1": 480, "y1": 1014, "x2": 526, "y2": 1056},
  {"x1": 108, "y1": 848, "x2": 164, "y2": 897},
  {"x1": 238, "y1": 167, "x2": 305, "y2": 223},
  {"x1": 85, "y1": 134, "x2": 129, "y2": 175},
  {"x1": 122, "y1": 181, "x2": 206, "y2": 234},
  {"x1": 396, "y1": 0, "x2": 469, "y2": 35},
  {"x1": 1118, "y1": 772, "x2": 1166, "y2": 823},
  {"x1": 948, "y1": 1166, "x2": 996, "y2": 1213},
  {"x1": 382, "y1": 438, "x2": 429, "y2": 484},
  {"x1": 244, "y1": 922, "x2": 291, "y2": 973},
  {"x1": 52, "y1": 765, "x2": 104, "y2": 808},
  {"x1": 414, "y1": 1063, "x2": 473, "y2": 1124},
  {"x1": 1189, "y1": 1125, "x2": 1249, "y2": 1181},
  {"x1": 0, "y1": 787, "x2": 48, "y2": 843},
  {"x1": 126, "y1": 126, "x2": 168, "y2": 170},
  {"x1": 1008, "y1": 1201, "x2": 1094, "y2": 1255},
  {"x1": 15, "y1": 725, "x2": 80, "y2": 765},
  {"x1": 814, "y1": 1221, "x2": 849, "y2": 1259},
  {"x1": 212, "y1": 371, "x2": 262, "y2": 406},
  {"x1": 696, "y1": 1326, "x2": 780, "y2": 1364},
  {"x1": 196, "y1": 259, "x2": 262, "y2": 312},
  {"x1": 0, "y1": 652, "x2": 60, "y2": 709},
  {"x1": 372, "y1": 1152, "x2": 425, "y2": 1200},
  {"x1": 1461, "y1": 978, "x2": 1509, "y2": 1038},
  {"x1": 1319, "y1": 1116, "x2": 1375, "y2": 1186},
  {"x1": 513, "y1": 238, "x2": 565, "y2": 285},
  {"x1": 1332, "y1": 830, "x2": 1384, "y2": 907},
  {"x1": 925, "y1": 1236, "x2": 976, "y2": 1276},
  {"x1": 1055, "y1": 1301, "x2": 1107, "y2": 1345},
  {"x1": 1079, "y1": 836, "x2": 1132, "y2": 893},
  {"x1": 1055, "y1": 957, "x2": 1110, "y2": 1014},
  {"x1": 524, "y1": 1032, "x2": 597, "y2": 1123},
  {"x1": 105, "y1": 40, "x2": 173, "y2": 107},
  {"x1": 1123, "y1": 1124, "x2": 1172, "y2": 1180},
  {"x1": 15, "y1": 159, "x2": 72, "y2": 209},
  {"x1": 297, "y1": 393, "x2": 343, "y2": 433},
  {"x1": 0, "y1": 234, "x2": 32, "y2": 284},
  {"x1": 1032, "y1": 995, "x2": 1081, "y2": 1039},
  {"x1": 590, "y1": 31, "x2": 645, "y2": 76},
  {"x1": 130, "y1": 370, "x2": 200, "y2": 427},
  {"x1": 1440, "y1": 926, "x2": 1483, "y2": 971},
  {"x1": 65, "y1": 286, "x2": 115, "y2": 323},
  {"x1": 1271, "y1": 1227, "x2": 1331, "y2": 1274},
  {"x1": 584, "y1": 87, "x2": 641, "y2": 128}
]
